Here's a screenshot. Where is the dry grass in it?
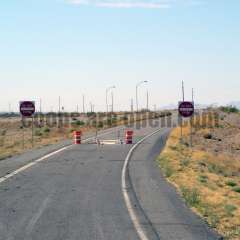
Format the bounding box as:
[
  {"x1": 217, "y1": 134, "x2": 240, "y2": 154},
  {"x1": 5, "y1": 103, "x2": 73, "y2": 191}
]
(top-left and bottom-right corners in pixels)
[
  {"x1": 0, "y1": 117, "x2": 97, "y2": 160},
  {"x1": 157, "y1": 116, "x2": 240, "y2": 240}
]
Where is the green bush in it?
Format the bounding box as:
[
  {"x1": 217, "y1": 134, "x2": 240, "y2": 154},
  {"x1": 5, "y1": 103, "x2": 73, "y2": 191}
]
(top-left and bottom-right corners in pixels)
[
  {"x1": 158, "y1": 156, "x2": 174, "y2": 177},
  {"x1": 75, "y1": 120, "x2": 85, "y2": 126},
  {"x1": 43, "y1": 127, "x2": 50, "y2": 133},
  {"x1": 224, "y1": 204, "x2": 237, "y2": 217},
  {"x1": 97, "y1": 121, "x2": 104, "y2": 128},
  {"x1": 220, "y1": 106, "x2": 239, "y2": 113},
  {"x1": 34, "y1": 129, "x2": 42, "y2": 136},
  {"x1": 198, "y1": 175, "x2": 208, "y2": 184},
  {"x1": 180, "y1": 158, "x2": 190, "y2": 167},
  {"x1": 226, "y1": 180, "x2": 237, "y2": 187},
  {"x1": 233, "y1": 186, "x2": 240, "y2": 193},
  {"x1": 181, "y1": 187, "x2": 201, "y2": 207},
  {"x1": 0, "y1": 130, "x2": 6, "y2": 136}
]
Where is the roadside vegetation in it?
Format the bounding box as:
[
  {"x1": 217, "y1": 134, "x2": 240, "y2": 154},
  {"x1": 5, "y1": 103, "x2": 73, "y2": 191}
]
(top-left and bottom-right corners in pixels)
[{"x1": 157, "y1": 109, "x2": 240, "y2": 240}]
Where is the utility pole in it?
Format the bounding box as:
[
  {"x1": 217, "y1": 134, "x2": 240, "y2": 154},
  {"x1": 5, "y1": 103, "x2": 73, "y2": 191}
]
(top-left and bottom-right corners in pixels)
[
  {"x1": 40, "y1": 98, "x2": 42, "y2": 113},
  {"x1": 154, "y1": 104, "x2": 157, "y2": 112},
  {"x1": 58, "y1": 96, "x2": 61, "y2": 113},
  {"x1": 190, "y1": 87, "x2": 194, "y2": 148},
  {"x1": 136, "y1": 81, "x2": 148, "y2": 112},
  {"x1": 89, "y1": 102, "x2": 92, "y2": 112},
  {"x1": 8, "y1": 102, "x2": 11, "y2": 113},
  {"x1": 83, "y1": 95, "x2": 85, "y2": 114},
  {"x1": 111, "y1": 91, "x2": 114, "y2": 113},
  {"x1": 131, "y1": 98, "x2": 134, "y2": 113},
  {"x1": 182, "y1": 81, "x2": 185, "y2": 101},
  {"x1": 180, "y1": 81, "x2": 185, "y2": 141},
  {"x1": 146, "y1": 90, "x2": 149, "y2": 111},
  {"x1": 106, "y1": 86, "x2": 116, "y2": 115}
]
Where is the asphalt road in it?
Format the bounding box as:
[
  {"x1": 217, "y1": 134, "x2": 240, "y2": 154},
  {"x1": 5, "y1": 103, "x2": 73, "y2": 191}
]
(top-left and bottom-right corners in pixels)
[{"x1": 0, "y1": 121, "x2": 221, "y2": 240}]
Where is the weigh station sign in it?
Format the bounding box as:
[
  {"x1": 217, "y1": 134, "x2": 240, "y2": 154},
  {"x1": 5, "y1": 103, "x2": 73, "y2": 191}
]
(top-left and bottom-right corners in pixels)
[
  {"x1": 178, "y1": 101, "x2": 194, "y2": 118},
  {"x1": 20, "y1": 101, "x2": 35, "y2": 117}
]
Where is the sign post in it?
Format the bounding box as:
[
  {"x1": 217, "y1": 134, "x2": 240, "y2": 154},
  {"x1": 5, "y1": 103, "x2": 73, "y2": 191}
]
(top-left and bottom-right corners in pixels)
[
  {"x1": 19, "y1": 101, "x2": 36, "y2": 148},
  {"x1": 178, "y1": 101, "x2": 195, "y2": 146}
]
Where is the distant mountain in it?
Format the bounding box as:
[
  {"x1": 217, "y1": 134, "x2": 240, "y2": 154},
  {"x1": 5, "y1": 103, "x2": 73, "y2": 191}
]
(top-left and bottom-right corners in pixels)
[{"x1": 159, "y1": 104, "x2": 177, "y2": 110}]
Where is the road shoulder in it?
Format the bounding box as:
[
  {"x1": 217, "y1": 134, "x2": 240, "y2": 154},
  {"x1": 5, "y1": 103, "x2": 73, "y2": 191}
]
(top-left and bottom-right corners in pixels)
[{"x1": 129, "y1": 129, "x2": 222, "y2": 240}]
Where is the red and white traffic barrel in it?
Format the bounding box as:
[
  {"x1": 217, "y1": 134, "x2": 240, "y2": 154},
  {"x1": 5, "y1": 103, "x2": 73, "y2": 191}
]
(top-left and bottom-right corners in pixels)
[
  {"x1": 74, "y1": 131, "x2": 82, "y2": 144},
  {"x1": 125, "y1": 130, "x2": 134, "y2": 144}
]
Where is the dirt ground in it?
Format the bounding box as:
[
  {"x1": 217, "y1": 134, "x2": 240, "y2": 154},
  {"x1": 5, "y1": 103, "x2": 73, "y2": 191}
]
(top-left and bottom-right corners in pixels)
[{"x1": 192, "y1": 111, "x2": 240, "y2": 161}]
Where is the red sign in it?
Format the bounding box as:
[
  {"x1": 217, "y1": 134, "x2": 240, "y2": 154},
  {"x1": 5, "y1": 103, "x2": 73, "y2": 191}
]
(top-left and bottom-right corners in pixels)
[
  {"x1": 179, "y1": 101, "x2": 194, "y2": 118},
  {"x1": 20, "y1": 101, "x2": 35, "y2": 117}
]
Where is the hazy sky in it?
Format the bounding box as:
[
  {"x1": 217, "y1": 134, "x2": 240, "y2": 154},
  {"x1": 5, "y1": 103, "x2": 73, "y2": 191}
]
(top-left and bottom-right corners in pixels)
[{"x1": 0, "y1": 0, "x2": 240, "y2": 112}]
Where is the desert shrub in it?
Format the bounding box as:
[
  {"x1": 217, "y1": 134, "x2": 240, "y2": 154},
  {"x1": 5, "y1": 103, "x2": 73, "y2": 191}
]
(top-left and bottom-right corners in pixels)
[
  {"x1": 180, "y1": 158, "x2": 190, "y2": 167},
  {"x1": 220, "y1": 106, "x2": 239, "y2": 113},
  {"x1": 158, "y1": 156, "x2": 174, "y2": 177},
  {"x1": 224, "y1": 204, "x2": 237, "y2": 217},
  {"x1": 43, "y1": 127, "x2": 50, "y2": 133},
  {"x1": 232, "y1": 186, "x2": 240, "y2": 193},
  {"x1": 97, "y1": 121, "x2": 104, "y2": 128},
  {"x1": 207, "y1": 163, "x2": 226, "y2": 176},
  {"x1": 198, "y1": 203, "x2": 220, "y2": 228},
  {"x1": 34, "y1": 129, "x2": 42, "y2": 136},
  {"x1": 121, "y1": 116, "x2": 128, "y2": 121},
  {"x1": 106, "y1": 119, "x2": 112, "y2": 126},
  {"x1": 204, "y1": 133, "x2": 213, "y2": 139},
  {"x1": 225, "y1": 180, "x2": 237, "y2": 187},
  {"x1": 0, "y1": 137, "x2": 4, "y2": 146},
  {"x1": 181, "y1": 187, "x2": 201, "y2": 207},
  {"x1": 198, "y1": 175, "x2": 208, "y2": 183},
  {"x1": 0, "y1": 130, "x2": 6, "y2": 136},
  {"x1": 75, "y1": 120, "x2": 85, "y2": 126},
  {"x1": 91, "y1": 120, "x2": 97, "y2": 127}
]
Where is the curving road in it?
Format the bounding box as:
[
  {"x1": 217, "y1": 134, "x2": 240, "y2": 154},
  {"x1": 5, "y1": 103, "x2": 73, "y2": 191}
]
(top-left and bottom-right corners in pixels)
[{"x1": 0, "y1": 121, "x2": 221, "y2": 240}]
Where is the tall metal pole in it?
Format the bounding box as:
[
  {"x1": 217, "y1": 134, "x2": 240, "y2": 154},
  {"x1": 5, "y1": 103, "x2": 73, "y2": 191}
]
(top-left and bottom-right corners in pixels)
[
  {"x1": 106, "y1": 86, "x2": 116, "y2": 115},
  {"x1": 136, "y1": 85, "x2": 138, "y2": 113},
  {"x1": 190, "y1": 88, "x2": 194, "y2": 147},
  {"x1": 8, "y1": 103, "x2": 10, "y2": 113},
  {"x1": 106, "y1": 89, "x2": 108, "y2": 115},
  {"x1": 131, "y1": 98, "x2": 134, "y2": 113},
  {"x1": 136, "y1": 81, "x2": 148, "y2": 112},
  {"x1": 58, "y1": 96, "x2": 61, "y2": 113},
  {"x1": 111, "y1": 91, "x2": 114, "y2": 113},
  {"x1": 82, "y1": 95, "x2": 85, "y2": 114},
  {"x1": 182, "y1": 81, "x2": 185, "y2": 102},
  {"x1": 90, "y1": 102, "x2": 92, "y2": 112},
  {"x1": 40, "y1": 98, "x2": 42, "y2": 113},
  {"x1": 146, "y1": 90, "x2": 149, "y2": 111},
  {"x1": 180, "y1": 81, "x2": 185, "y2": 141}
]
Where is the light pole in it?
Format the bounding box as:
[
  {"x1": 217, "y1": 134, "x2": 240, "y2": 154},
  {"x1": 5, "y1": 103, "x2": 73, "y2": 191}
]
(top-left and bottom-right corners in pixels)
[
  {"x1": 106, "y1": 86, "x2": 116, "y2": 116},
  {"x1": 136, "y1": 81, "x2": 148, "y2": 112}
]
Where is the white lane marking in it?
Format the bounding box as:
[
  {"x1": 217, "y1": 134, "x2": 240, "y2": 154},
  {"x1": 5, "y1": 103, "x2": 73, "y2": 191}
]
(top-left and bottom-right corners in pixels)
[
  {"x1": 0, "y1": 127, "x2": 124, "y2": 185},
  {"x1": 121, "y1": 128, "x2": 163, "y2": 240},
  {"x1": 25, "y1": 196, "x2": 51, "y2": 237}
]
